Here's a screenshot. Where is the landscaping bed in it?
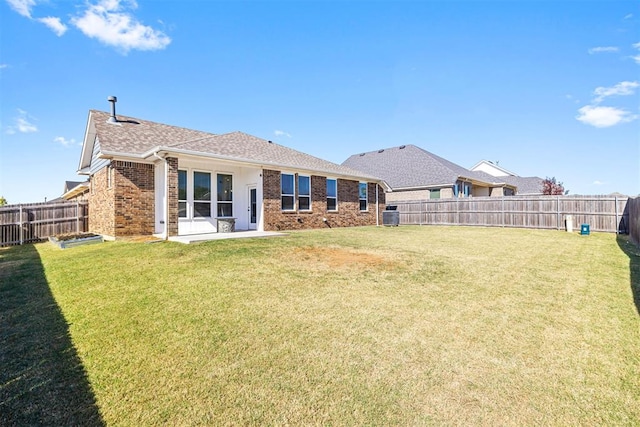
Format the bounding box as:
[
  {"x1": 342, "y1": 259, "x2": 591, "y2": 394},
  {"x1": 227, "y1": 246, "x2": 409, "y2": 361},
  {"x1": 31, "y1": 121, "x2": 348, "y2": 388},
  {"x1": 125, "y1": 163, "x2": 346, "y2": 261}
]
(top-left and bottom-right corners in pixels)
[{"x1": 48, "y1": 233, "x2": 103, "y2": 249}]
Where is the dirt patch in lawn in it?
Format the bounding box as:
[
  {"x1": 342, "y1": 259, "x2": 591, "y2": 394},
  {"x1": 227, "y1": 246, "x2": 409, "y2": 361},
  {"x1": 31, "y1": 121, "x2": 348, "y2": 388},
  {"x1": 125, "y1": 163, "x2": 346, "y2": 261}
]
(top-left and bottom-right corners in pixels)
[{"x1": 292, "y1": 247, "x2": 399, "y2": 270}]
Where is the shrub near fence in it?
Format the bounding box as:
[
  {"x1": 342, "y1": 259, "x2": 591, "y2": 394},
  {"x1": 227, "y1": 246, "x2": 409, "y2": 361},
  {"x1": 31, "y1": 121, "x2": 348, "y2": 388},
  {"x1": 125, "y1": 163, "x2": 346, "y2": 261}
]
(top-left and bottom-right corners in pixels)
[
  {"x1": 395, "y1": 195, "x2": 629, "y2": 234},
  {"x1": 0, "y1": 201, "x2": 89, "y2": 246}
]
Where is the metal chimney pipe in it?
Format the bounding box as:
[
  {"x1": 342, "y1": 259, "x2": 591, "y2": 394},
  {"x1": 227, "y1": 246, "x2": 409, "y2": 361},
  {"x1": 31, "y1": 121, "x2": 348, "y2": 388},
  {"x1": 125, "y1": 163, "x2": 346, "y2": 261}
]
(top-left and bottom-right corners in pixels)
[{"x1": 107, "y1": 96, "x2": 118, "y2": 123}]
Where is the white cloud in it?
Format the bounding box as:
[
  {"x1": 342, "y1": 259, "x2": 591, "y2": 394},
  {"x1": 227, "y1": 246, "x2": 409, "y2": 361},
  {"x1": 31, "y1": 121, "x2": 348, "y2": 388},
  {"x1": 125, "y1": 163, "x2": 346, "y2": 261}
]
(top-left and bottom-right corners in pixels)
[
  {"x1": 6, "y1": 0, "x2": 36, "y2": 18},
  {"x1": 576, "y1": 105, "x2": 637, "y2": 128},
  {"x1": 624, "y1": 14, "x2": 633, "y2": 20},
  {"x1": 53, "y1": 136, "x2": 77, "y2": 147},
  {"x1": 588, "y1": 46, "x2": 619, "y2": 54},
  {"x1": 71, "y1": 0, "x2": 171, "y2": 53},
  {"x1": 0, "y1": 64, "x2": 8, "y2": 69},
  {"x1": 6, "y1": 109, "x2": 38, "y2": 134},
  {"x1": 37, "y1": 16, "x2": 68, "y2": 36},
  {"x1": 274, "y1": 130, "x2": 292, "y2": 138},
  {"x1": 631, "y1": 42, "x2": 640, "y2": 64},
  {"x1": 593, "y1": 180, "x2": 605, "y2": 185},
  {"x1": 593, "y1": 81, "x2": 639, "y2": 103}
]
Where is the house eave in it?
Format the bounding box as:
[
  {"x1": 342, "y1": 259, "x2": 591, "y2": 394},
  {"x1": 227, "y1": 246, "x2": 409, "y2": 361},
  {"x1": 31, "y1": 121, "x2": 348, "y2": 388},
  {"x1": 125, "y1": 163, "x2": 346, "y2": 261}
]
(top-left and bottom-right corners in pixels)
[{"x1": 119, "y1": 146, "x2": 387, "y2": 184}]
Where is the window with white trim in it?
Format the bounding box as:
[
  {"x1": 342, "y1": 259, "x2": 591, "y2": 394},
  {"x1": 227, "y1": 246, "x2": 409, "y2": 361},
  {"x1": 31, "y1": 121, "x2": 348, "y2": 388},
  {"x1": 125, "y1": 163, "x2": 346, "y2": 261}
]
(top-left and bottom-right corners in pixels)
[
  {"x1": 359, "y1": 182, "x2": 368, "y2": 211},
  {"x1": 217, "y1": 174, "x2": 233, "y2": 217},
  {"x1": 281, "y1": 173, "x2": 295, "y2": 211},
  {"x1": 298, "y1": 175, "x2": 311, "y2": 211},
  {"x1": 327, "y1": 178, "x2": 337, "y2": 211},
  {"x1": 178, "y1": 169, "x2": 187, "y2": 218},
  {"x1": 193, "y1": 171, "x2": 211, "y2": 217}
]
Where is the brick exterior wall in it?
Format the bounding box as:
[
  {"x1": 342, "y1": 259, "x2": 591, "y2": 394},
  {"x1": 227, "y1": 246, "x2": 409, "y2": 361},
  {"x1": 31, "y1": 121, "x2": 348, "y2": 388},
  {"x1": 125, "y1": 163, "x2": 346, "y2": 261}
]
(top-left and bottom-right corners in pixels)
[
  {"x1": 262, "y1": 169, "x2": 385, "y2": 231},
  {"x1": 89, "y1": 160, "x2": 155, "y2": 238},
  {"x1": 88, "y1": 164, "x2": 116, "y2": 236},
  {"x1": 166, "y1": 157, "x2": 179, "y2": 236}
]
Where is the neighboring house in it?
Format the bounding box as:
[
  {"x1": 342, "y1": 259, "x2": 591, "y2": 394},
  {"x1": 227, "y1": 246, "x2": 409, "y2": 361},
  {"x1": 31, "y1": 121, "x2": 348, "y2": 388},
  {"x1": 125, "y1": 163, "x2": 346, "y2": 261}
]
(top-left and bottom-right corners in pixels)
[
  {"x1": 470, "y1": 160, "x2": 543, "y2": 195},
  {"x1": 77, "y1": 99, "x2": 388, "y2": 239},
  {"x1": 342, "y1": 145, "x2": 518, "y2": 203},
  {"x1": 61, "y1": 180, "x2": 90, "y2": 201}
]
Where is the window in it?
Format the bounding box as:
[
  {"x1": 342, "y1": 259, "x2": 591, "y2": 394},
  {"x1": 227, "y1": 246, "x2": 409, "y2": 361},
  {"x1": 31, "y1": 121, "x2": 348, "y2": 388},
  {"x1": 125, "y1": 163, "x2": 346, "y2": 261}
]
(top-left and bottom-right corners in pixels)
[
  {"x1": 298, "y1": 175, "x2": 311, "y2": 211},
  {"x1": 327, "y1": 178, "x2": 337, "y2": 211},
  {"x1": 281, "y1": 173, "x2": 295, "y2": 211},
  {"x1": 193, "y1": 171, "x2": 211, "y2": 217},
  {"x1": 359, "y1": 182, "x2": 368, "y2": 211},
  {"x1": 430, "y1": 189, "x2": 441, "y2": 199},
  {"x1": 178, "y1": 169, "x2": 187, "y2": 218},
  {"x1": 217, "y1": 174, "x2": 233, "y2": 217}
]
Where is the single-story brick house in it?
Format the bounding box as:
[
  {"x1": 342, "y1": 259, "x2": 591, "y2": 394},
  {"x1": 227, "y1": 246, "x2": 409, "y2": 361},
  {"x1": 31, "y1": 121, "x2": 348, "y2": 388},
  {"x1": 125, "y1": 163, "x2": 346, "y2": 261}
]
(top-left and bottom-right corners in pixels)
[
  {"x1": 77, "y1": 99, "x2": 388, "y2": 239},
  {"x1": 343, "y1": 144, "x2": 518, "y2": 203}
]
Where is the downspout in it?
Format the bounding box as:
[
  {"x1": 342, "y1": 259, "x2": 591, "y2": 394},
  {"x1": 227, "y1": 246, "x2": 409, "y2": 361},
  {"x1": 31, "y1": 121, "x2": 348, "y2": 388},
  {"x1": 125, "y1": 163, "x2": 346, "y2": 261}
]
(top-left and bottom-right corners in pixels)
[
  {"x1": 375, "y1": 183, "x2": 380, "y2": 226},
  {"x1": 153, "y1": 152, "x2": 169, "y2": 240}
]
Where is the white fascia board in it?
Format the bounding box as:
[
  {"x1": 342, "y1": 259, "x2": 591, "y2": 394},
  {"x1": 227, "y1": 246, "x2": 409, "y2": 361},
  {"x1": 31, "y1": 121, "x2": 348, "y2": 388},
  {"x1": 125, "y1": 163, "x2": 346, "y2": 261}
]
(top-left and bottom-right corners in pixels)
[{"x1": 78, "y1": 112, "x2": 97, "y2": 171}]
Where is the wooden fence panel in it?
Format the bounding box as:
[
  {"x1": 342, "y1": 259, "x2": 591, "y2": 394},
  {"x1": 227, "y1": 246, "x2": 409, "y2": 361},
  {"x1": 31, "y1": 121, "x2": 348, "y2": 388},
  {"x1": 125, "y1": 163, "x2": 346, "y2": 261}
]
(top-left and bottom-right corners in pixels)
[
  {"x1": 628, "y1": 197, "x2": 640, "y2": 246},
  {"x1": 0, "y1": 201, "x2": 89, "y2": 246},
  {"x1": 394, "y1": 195, "x2": 629, "y2": 234}
]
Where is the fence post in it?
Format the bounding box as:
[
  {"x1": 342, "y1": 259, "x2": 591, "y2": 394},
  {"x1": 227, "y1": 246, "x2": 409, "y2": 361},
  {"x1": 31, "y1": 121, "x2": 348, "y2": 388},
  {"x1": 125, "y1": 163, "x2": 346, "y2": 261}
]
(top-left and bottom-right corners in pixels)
[
  {"x1": 19, "y1": 204, "x2": 23, "y2": 245},
  {"x1": 76, "y1": 199, "x2": 80, "y2": 234},
  {"x1": 614, "y1": 196, "x2": 619, "y2": 234},
  {"x1": 556, "y1": 196, "x2": 560, "y2": 230},
  {"x1": 502, "y1": 196, "x2": 505, "y2": 228}
]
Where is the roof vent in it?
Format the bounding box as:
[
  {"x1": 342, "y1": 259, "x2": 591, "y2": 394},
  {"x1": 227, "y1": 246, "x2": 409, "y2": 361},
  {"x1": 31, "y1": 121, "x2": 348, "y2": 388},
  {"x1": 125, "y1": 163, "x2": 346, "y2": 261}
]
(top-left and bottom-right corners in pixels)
[
  {"x1": 107, "y1": 96, "x2": 118, "y2": 124},
  {"x1": 359, "y1": 153, "x2": 365, "y2": 156},
  {"x1": 378, "y1": 149, "x2": 385, "y2": 153},
  {"x1": 399, "y1": 145, "x2": 406, "y2": 149},
  {"x1": 268, "y1": 140, "x2": 273, "y2": 144}
]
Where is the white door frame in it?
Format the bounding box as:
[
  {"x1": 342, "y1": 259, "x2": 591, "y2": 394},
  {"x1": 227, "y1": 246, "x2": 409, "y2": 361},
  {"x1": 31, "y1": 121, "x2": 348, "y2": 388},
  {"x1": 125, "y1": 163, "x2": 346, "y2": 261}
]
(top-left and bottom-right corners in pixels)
[{"x1": 248, "y1": 185, "x2": 257, "y2": 230}]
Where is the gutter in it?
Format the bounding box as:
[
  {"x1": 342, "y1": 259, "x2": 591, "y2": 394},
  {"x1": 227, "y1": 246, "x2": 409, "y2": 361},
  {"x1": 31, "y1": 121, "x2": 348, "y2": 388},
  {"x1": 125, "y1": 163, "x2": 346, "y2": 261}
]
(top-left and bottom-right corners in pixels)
[{"x1": 99, "y1": 146, "x2": 383, "y2": 185}]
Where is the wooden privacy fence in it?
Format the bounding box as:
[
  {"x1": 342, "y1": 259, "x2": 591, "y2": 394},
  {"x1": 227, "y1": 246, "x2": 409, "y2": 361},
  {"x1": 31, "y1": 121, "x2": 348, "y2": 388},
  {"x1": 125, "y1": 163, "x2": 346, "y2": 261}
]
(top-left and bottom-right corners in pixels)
[
  {"x1": 628, "y1": 197, "x2": 640, "y2": 245},
  {"x1": 0, "y1": 201, "x2": 89, "y2": 246},
  {"x1": 394, "y1": 195, "x2": 629, "y2": 234}
]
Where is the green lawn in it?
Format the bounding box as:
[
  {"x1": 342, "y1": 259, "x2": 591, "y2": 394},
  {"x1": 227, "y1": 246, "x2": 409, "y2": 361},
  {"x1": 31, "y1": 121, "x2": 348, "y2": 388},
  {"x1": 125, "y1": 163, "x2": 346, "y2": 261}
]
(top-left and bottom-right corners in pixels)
[{"x1": 1, "y1": 226, "x2": 639, "y2": 426}]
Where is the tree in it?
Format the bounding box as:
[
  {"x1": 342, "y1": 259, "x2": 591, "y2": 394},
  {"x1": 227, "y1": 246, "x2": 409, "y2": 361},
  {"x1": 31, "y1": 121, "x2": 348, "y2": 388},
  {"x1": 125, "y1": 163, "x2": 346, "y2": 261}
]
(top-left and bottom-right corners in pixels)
[
  {"x1": 0, "y1": 196, "x2": 6, "y2": 206},
  {"x1": 541, "y1": 177, "x2": 566, "y2": 195}
]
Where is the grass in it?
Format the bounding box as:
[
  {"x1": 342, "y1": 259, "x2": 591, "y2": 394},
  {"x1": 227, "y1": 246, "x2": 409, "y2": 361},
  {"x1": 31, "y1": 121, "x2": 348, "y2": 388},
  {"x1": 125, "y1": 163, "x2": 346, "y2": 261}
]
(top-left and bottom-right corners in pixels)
[{"x1": 1, "y1": 226, "x2": 639, "y2": 426}]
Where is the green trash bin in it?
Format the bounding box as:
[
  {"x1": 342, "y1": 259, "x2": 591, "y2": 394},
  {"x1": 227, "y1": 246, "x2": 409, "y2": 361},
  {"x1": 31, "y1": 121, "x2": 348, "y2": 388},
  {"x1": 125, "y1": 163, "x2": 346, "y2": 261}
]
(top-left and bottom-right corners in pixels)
[{"x1": 580, "y1": 224, "x2": 590, "y2": 235}]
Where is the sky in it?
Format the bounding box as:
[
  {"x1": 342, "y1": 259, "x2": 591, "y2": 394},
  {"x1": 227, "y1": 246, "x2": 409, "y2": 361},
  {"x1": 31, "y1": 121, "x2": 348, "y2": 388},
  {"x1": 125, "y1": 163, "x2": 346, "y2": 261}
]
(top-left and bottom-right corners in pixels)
[{"x1": 1, "y1": 0, "x2": 638, "y2": 204}]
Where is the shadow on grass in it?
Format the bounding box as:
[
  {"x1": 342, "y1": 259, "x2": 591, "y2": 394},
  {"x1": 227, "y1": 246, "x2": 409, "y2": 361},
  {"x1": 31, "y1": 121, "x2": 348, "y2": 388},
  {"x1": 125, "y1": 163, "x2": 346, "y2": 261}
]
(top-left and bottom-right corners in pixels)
[
  {"x1": 0, "y1": 244, "x2": 104, "y2": 426},
  {"x1": 617, "y1": 235, "x2": 640, "y2": 317}
]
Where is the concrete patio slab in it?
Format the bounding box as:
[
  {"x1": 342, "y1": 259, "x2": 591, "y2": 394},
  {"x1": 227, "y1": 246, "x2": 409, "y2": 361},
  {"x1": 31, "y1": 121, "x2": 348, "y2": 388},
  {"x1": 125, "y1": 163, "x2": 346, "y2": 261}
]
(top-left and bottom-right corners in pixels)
[{"x1": 168, "y1": 230, "x2": 288, "y2": 244}]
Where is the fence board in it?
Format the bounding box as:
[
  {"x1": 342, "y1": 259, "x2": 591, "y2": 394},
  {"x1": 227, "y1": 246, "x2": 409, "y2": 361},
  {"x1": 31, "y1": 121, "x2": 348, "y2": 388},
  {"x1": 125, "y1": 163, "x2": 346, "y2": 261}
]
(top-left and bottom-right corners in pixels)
[
  {"x1": 0, "y1": 201, "x2": 89, "y2": 246},
  {"x1": 393, "y1": 195, "x2": 629, "y2": 234},
  {"x1": 628, "y1": 197, "x2": 640, "y2": 246}
]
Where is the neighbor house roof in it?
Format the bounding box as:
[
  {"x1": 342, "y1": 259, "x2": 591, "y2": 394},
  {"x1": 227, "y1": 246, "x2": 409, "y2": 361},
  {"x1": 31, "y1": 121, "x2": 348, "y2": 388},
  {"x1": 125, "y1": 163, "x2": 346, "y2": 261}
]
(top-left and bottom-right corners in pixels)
[
  {"x1": 79, "y1": 110, "x2": 387, "y2": 186},
  {"x1": 470, "y1": 159, "x2": 517, "y2": 177},
  {"x1": 62, "y1": 180, "x2": 89, "y2": 200},
  {"x1": 500, "y1": 176, "x2": 543, "y2": 195},
  {"x1": 342, "y1": 144, "x2": 509, "y2": 190}
]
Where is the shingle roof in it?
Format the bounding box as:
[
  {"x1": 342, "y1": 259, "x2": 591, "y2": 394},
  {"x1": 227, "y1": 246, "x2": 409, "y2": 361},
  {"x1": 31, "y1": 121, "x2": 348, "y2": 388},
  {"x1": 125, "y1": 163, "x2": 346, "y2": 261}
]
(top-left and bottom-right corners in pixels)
[
  {"x1": 501, "y1": 176, "x2": 544, "y2": 194},
  {"x1": 89, "y1": 110, "x2": 381, "y2": 181},
  {"x1": 342, "y1": 144, "x2": 503, "y2": 189}
]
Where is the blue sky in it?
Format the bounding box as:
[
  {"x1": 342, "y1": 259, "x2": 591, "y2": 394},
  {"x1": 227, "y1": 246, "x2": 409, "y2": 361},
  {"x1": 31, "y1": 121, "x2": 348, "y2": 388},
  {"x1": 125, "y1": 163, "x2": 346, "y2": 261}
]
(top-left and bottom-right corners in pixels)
[{"x1": 1, "y1": 0, "x2": 638, "y2": 204}]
